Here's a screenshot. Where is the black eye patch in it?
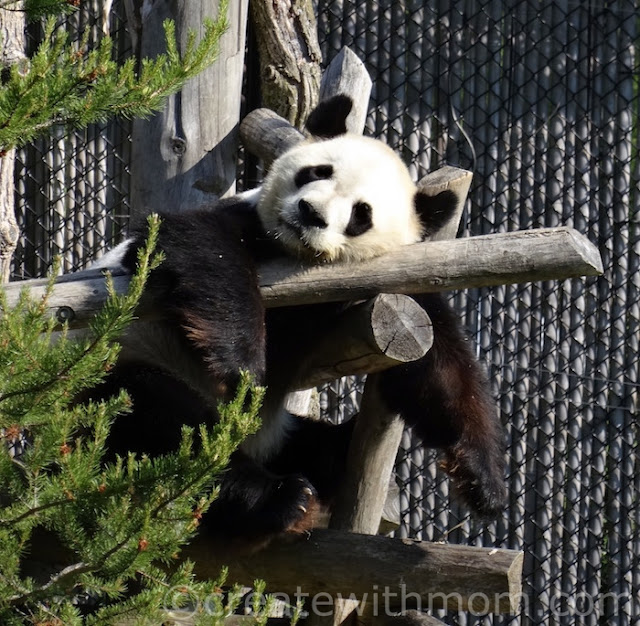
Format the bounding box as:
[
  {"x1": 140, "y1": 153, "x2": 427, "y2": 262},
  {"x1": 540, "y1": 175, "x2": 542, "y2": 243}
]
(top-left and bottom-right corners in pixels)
[
  {"x1": 345, "y1": 201, "x2": 373, "y2": 237},
  {"x1": 294, "y1": 165, "x2": 334, "y2": 188}
]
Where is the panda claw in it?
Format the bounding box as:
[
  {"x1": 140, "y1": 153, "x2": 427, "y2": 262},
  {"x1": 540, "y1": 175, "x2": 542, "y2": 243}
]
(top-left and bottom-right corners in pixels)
[
  {"x1": 298, "y1": 505, "x2": 308, "y2": 514},
  {"x1": 302, "y1": 487, "x2": 313, "y2": 496}
]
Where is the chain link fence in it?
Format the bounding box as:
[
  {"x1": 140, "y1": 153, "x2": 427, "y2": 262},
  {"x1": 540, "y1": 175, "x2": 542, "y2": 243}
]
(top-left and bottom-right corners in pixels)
[
  {"x1": 317, "y1": 1, "x2": 639, "y2": 625},
  {"x1": 11, "y1": 3, "x2": 132, "y2": 280},
  {"x1": 9, "y1": 1, "x2": 639, "y2": 625}
]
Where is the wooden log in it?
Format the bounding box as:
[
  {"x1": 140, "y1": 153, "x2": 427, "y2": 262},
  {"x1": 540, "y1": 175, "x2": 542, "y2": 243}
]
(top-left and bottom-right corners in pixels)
[
  {"x1": 291, "y1": 294, "x2": 433, "y2": 391},
  {"x1": 0, "y1": 227, "x2": 603, "y2": 328},
  {"x1": 257, "y1": 227, "x2": 603, "y2": 306},
  {"x1": 129, "y1": 0, "x2": 249, "y2": 216},
  {"x1": 239, "y1": 109, "x2": 305, "y2": 168},
  {"x1": 0, "y1": 4, "x2": 26, "y2": 281},
  {"x1": 186, "y1": 529, "x2": 524, "y2": 615}
]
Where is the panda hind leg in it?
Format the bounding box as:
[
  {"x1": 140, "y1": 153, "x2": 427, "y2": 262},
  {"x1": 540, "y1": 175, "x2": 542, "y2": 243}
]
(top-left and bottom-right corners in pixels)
[{"x1": 378, "y1": 293, "x2": 507, "y2": 519}]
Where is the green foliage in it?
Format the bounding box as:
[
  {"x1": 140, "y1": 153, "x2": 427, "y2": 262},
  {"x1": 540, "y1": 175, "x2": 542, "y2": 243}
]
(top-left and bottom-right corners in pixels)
[
  {"x1": 21, "y1": 0, "x2": 77, "y2": 21},
  {"x1": 0, "y1": 215, "x2": 266, "y2": 624},
  {"x1": 0, "y1": 0, "x2": 229, "y2": 151}
]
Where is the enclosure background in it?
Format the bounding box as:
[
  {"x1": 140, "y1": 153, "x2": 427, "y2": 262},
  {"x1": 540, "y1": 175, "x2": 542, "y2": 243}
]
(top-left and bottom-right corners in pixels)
[{"x1": 10, "y1": 1, "x2": 639, "y2": 625}]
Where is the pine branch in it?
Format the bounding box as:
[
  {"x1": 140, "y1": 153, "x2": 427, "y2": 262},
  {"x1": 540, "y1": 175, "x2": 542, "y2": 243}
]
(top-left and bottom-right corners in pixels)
[
  {"x1": 1, "y1": 235, "x2": 267, "y2": 621},
  {"x1": 0, "y1": 1, "x2": 76, "y2": 20},
  {"x1": 7, "y1": 562, "x2": 92, "y2": 606}
]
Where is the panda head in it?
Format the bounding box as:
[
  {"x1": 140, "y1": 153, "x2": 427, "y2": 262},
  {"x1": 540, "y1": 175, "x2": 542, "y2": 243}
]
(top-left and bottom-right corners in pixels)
[{"x1": 257, "y1": 95, "x2": 457, "y2": 263}]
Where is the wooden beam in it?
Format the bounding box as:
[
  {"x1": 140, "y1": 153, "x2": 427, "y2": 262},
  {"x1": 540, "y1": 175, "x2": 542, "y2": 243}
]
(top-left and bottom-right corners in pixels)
[
  {"x1": 186, "y1": 529, "x2": 524, "y2": 615},
  {"x1": 257, "y1": 227, "x2": 603, "y2": 305},
  {"x1": 1, "y1": 227, "x2": 603, "y2": 328}
]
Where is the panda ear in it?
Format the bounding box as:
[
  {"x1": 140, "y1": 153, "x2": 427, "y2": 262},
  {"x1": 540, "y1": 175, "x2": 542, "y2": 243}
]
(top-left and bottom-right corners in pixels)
[
  {"x1": 305, "y1": 95, "x2": 353, "y2": 138},
  {"x1": 414, "y1": 189, "x2": 459, "y2": 239}
]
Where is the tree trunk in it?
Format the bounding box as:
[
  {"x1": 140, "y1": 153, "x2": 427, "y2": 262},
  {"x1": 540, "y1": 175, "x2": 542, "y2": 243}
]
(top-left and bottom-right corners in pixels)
[
  {"x1": 0, "y1": 4, "x2": 26, "y2": 282},
  {"x1": 250, "y1": 0, "x2": 322, "y2": 128},
  {"x1": 129, "y1": 0, "x2": 249, "y2": 217}
]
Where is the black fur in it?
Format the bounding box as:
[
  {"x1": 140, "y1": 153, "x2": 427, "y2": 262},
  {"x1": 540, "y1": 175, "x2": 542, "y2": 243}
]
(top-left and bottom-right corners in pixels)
[
  {"x1": 415, "y1": 189, "x2": 460, "y2": 239},
  {"x1": 345, "y1": 201, "x2": 373, "y2": 237},
  {"x1": 378, "y1": 294, "x2": 506, "y2": 517},
  {"x1": 96, "y1": 96, "x2": 506, "y2": 546},
  {"x1": 294, "y1": 165, "x2": 334, "y2": 188},
  {"x1": 298, "y1": 199, "x2": 328, "y2": 229},
  {"x1": 122, "y1": 204, "x2": 268, "y2": 398},
  {"x1": 305, "y1": 94, "x2": 353, "y2": 138}
]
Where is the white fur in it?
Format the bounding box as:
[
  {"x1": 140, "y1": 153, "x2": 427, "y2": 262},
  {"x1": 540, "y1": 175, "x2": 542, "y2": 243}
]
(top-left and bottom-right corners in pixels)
[
  {"x1": 233, "y1": 186, "x2": 262, "y2": 206},
  {"x1": 257, "y1": 135, "x2": 423, "y2": 263},
  {"x1": 241, "y1": 407, "x2": 295, "y2": 462},
  {"x1": 88, "y1": 238, "x2": 133, "y2": 271}
]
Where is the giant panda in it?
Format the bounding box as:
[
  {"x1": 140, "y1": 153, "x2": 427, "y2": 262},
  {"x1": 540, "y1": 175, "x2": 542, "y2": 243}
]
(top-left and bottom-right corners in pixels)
[{"x1": 91, "y1": 95, "x2": 506, "y2": 546}]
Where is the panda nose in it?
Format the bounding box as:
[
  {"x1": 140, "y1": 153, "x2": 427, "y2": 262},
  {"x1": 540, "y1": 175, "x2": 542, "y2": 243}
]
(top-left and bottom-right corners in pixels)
[{"x1": 298, "y1": 199, "x2": 327, "y2": 229}]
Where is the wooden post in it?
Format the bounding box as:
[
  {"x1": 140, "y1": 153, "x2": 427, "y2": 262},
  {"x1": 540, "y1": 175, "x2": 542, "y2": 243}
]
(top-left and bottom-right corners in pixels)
[
  {"x1": 0, "y1": 149, "x2": 19, "y2": 282},
  {"x1": 129, "y1": 0, "x2": 249, "y2": 217}
]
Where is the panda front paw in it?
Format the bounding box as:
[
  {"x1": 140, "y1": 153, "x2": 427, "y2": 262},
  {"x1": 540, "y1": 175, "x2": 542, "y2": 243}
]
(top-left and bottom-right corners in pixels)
[
  {"x1": 266, "y1": 475, "x2": 320, "y2": 534},
  {"x1": 201, "y1": 471, "x2": 320, "y2": 551}
]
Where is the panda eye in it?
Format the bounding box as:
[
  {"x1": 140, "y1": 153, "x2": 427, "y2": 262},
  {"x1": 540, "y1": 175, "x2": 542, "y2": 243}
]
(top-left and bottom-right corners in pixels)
[
  {"x1": 345, "y1": 201, "x2": 373, "y2": 237},
  {"x1": 294, "y1": 165, "x2": 334, "y2": 188}
]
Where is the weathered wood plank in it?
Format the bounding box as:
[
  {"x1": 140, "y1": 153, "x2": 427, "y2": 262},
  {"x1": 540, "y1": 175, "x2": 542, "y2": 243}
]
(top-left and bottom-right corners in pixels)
[
  {"x1": 186, "y1": 529, "x2": 524, "y2": 615},
  {"x1": 1, "y1": 227, "x2": 603, "y2": 327}
]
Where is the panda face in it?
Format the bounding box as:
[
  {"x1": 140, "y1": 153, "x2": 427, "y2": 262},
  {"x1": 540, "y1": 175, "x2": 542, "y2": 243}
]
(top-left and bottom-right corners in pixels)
[{"x1": 257, "y1": 135, "x2": 425, "y2": 263}]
